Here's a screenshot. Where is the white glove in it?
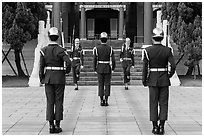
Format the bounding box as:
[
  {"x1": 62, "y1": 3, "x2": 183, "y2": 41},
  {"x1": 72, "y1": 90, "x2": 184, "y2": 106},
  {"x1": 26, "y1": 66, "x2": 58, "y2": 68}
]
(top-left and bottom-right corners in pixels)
[
  {"x1": 81, "y1": 66, "x2": 84, "y2": 69},
  {"x1": 131, "y1": 66, "x2": 134, "y2": 68},
  {"x1": 70, "y1": 58, "x2": 73, "y2": 61},
  {"x1": 120, "y1": 58, "x2": 123, "y2": 62}
]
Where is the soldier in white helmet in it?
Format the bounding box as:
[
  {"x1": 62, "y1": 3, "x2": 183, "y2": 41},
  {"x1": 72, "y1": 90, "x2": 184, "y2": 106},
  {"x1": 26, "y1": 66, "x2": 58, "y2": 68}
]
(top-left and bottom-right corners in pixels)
[
  {"x1": 70, "y1": 38, "x2": 84, "y2": 90},
  {"x1": 120, "y1": 38, "x2": 135, "y2": 90},
  {"x1": 93, "y1": 32, "x2": 116, "y2": 106},
  {"x1": 142, "y1": 27, "x2": 176, "y2": 135},
  {"x1": 39, "y1": 27, "x2": 71, "y2": 133}
]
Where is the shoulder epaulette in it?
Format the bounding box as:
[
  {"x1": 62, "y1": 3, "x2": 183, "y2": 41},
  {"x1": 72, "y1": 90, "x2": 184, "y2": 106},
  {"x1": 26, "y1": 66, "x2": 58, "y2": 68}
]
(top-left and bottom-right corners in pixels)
[
  {"x1": 110, "y1": 47, "x2": 113, "y2": 57},
  {"x1": 93, "y1": 47, "x2": 97, "y2": 56},
  {"x1": 142, "y1": 49, "x2": 149, "y2": 60}
]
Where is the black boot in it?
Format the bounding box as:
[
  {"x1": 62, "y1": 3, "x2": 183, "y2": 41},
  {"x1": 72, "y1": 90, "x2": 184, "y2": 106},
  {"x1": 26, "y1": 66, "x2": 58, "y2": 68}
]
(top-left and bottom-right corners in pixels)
[
  {"x1": 100, "y1": 96, "x2": 105, "y2": 106},
  {"x1": 74, "y1": 83, "x2": 78, "y2": 90},
  {"x1": 159, "y1": 120, "x2": 165, "y2": 135},
  {"x1": 125, "y1": 83, "x2": 128, "y2": 90},
  {"x1": 152, "y1": 121, "x2": 159, "y2": 135},
  {"x1": 49, "y1": 121, "x2": 55, "y2": 133},
  {"x1": 55, "y1": 120, "x2": 62, "y2": 133},
  {"x1": 105, "y1": 96, "x2": 109, "y2": 106}
]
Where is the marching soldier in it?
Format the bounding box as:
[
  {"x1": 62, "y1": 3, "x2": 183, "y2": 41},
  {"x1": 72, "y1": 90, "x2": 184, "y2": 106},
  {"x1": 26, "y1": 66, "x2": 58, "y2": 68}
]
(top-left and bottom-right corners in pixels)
[
  {"x1": 120, "y1": 38, "x2": 134, "y2": 90},
  {"x1": 39, "y1": 27, "x2": 71, "y2": 133},
  {"x1": 70, "y1": 38, "x2": 84, "y2": 90},
  {"x1": 142, "y1": 28, "x2": 176, "y2": 135},
  {"x1": 93, "y1": 32, "x2": 116, "y2": 106}
]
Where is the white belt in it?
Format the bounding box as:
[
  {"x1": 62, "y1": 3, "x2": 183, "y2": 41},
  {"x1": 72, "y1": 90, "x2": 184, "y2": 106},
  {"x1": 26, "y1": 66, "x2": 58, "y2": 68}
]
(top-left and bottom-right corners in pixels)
[
  {"x1": 73, "y1": 57, "x2": 80, "y2": 60},
  {"x1": 149, "y1": 68, "x2": 168, "y2": 72},
  {"x1": 98, "y1": 61, "x2": 111, "y2": 64},
  {"x1": 123, "y1": 58, "x2": 131, "y2": 60},
  {"x1": 46, "y1": 67, "x2": 65, "y2": 70}
]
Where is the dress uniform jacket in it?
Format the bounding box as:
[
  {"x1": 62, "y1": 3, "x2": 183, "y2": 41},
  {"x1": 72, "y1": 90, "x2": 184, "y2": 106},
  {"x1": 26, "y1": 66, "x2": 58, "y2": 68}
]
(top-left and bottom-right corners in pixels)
[
  {"x1": 142, "y1": 44, "x2": 176, "y2": 86},
  {"x1": 93, "y1": 44, "x2": 116, "y2": 73},
  {"x1": 39, "y1": 44, "x2": 71, "y2": 84},
  {"x1": 120, "y1": 44, "x2": 134, "y2": 68},
  {"x1": 39, "y1": 43, "x2": 71, "y2": 84}
]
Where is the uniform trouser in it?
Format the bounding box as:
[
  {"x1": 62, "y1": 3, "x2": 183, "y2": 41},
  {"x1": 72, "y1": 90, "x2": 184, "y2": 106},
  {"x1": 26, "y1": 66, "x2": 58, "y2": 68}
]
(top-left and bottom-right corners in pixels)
[
  {"x1": 72, "y1": 65, "x2": 80, "y2": 84},
  {"x1": 149, "y1": 86, "x2": 169, "y2": 121},
  {"x1": 45, "y1": 84, "x2": 65, "y2": 121},
  {"x1": 97, "y1": 73, "x2": 111, "y2": 96},
  {"x1": 123, "y1": 66, "x2": 131, "y2": 83}
]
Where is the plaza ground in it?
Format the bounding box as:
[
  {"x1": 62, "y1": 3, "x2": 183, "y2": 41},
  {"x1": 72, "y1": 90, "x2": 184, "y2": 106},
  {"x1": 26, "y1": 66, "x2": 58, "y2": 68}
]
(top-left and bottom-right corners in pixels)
[{"x1": 2, "y1": 86, "x2": 202, "y2": 135}]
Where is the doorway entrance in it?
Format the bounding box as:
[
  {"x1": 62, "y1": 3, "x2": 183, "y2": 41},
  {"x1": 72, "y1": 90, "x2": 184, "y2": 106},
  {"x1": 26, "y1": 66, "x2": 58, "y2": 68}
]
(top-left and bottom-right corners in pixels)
[
  {"x1": 86, "y1": 8, "x2": 118, "y2": 39},
  {"x1": 95, "y1": 18, "x2": 110, "y2": 35}
]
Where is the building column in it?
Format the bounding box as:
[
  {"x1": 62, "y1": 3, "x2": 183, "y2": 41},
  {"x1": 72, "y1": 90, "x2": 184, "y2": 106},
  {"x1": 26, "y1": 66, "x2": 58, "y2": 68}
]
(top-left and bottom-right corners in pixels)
[
  {"x1": 52, "y1": 2, "x2": 61, "y2": 30},
  {"x1": 143, "y1": 2, "x2": 152, "y2": 47},
  {"x1": 80, "y1": 5, "x2": 86, "y2": 40},
  {"x1": 62, "y1": 2, "x2": 69, "y2": 43},
  {"x1": 118, "y1": 6, "x2": 124, "y2": 40}
]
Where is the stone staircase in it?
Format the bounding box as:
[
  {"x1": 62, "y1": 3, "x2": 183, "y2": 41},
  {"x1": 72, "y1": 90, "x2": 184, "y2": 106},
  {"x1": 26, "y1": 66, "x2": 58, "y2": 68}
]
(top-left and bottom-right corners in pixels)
[{"x1": 65, "y1": 40, "x2": 143, "y2": 85}]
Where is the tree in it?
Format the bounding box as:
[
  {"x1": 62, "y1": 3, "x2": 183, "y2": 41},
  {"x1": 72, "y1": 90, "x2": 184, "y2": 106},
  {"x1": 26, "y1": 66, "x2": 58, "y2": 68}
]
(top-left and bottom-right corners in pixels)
[
  {"x1": 2, "y1": 2, "x2": 47, "y2": 76},
  {"x1": 162, "y1": 2, "x2": 202, "y2": 77}
]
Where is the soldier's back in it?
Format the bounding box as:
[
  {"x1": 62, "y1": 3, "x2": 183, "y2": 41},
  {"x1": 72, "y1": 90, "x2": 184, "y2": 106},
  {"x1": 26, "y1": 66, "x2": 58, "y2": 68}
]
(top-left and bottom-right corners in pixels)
[
  {"x1": 42, "y1": 44, "x2": 65, "y2": 67},
  {"x1": 146, "y1": 44, "x2": 171, "y2": 68},
  {"x1": 97, "y1": 44, "x2": 111, "y2": 61}
]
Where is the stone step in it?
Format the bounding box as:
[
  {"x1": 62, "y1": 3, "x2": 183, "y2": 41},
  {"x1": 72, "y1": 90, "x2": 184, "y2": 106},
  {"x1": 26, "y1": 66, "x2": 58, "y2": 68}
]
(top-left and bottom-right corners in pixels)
[
  {"x1": 66, "y1": 75, "x2": 142, "y2": 81},
  {"x1": 65, "y1": 80, "x2": 142, "y2": 85},
  {"x1": 67, "y1": 71, "x2": 142, "y2": 77},
  {"x1": 80, "y1": 64, "x2": 142, "y2": 70},
  {"x1": 79, "y1": 40, "x2": 124, "y2": 49}
]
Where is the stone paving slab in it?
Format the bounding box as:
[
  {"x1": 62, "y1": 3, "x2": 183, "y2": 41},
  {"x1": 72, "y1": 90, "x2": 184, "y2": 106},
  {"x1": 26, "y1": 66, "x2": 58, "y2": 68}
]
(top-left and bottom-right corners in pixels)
[{"x1": 2, "y1": 86, "x2": 202, "y2": 135}]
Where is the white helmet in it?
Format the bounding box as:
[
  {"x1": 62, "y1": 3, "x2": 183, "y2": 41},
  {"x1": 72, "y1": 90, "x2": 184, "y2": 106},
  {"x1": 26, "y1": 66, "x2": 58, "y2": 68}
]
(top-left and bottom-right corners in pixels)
[
  {"x1": 100, "y1": 32, "x2": 108, "y2": 38},
  {"x1": 125, "y1": 38, "x2": 131, "y2": 42},
  {"x1": 152, "y1": 27, "x2": 164, "y2": 38},
  {"x1": 75, "y1": 38, "x2": 80, "y2": 43},
  {"x1": 48, "y1": 27, "x2": 59, "y2": 37}
]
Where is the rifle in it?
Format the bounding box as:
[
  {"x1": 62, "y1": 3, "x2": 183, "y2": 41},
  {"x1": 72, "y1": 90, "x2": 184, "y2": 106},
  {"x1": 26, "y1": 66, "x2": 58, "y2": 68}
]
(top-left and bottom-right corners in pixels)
[
  {"x1": 71, "y1": 25, "x2": 75, "y2": 50},
  {"x1": 60, "y1": 17, "x2": 66, "y2": 69}
]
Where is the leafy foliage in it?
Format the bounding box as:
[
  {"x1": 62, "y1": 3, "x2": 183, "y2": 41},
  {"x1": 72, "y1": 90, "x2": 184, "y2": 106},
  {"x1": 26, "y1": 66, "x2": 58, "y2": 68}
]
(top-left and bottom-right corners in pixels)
[
  {"x1": 3, "y1": 2, "x2": 47, "y2": 76},
  {"x1": 2, "y1": 2, "x2": 47, "y2": 50},
  {"x1": 161, "y1": 2, "x2": 202, "y2": 62}
]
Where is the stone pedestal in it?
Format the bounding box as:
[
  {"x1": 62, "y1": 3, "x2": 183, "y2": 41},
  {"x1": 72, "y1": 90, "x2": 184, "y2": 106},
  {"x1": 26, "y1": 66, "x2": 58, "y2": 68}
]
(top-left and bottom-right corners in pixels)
[
  {"x1": 28, "y1": 21, "x2": 45, "y2": 86},
  {"x1": 28, "y1": 15, "x2": 51, "y2": 87}
]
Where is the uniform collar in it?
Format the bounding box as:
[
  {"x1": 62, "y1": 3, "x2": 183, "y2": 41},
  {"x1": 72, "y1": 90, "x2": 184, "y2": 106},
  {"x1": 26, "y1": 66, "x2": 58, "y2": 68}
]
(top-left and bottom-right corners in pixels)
[
  {"x1": 49, "y1": 41, "x2": 58, "y2": 45},
  {"x1": 154, "y1": 43, "x2": 163, "y2": 46}
]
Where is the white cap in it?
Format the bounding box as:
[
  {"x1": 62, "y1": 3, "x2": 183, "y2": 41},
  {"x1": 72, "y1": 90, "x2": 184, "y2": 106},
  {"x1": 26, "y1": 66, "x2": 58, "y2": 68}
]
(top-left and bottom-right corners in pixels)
[
  {"x1": 100, "y1": 32, "x2": 108, "y2": 38},
  {"x1": 75, "y1": 38, "x2": 80, "y2": 43},
  {"x1": 125, "y1": 38, "x2": 131, "y2": 42},
  {"x1": 152, "y1": 27, "x2": 164, "y2": 38},
  {"x1": 48, "y1": 27, "x2": 59, "y2": 36}
]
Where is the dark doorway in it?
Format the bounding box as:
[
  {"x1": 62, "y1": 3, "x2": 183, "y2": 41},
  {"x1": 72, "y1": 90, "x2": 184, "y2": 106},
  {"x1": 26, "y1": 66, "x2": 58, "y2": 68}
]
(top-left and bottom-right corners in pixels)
[{"x1": 95, "y1": 18, "x2": 110, "y2": 35}]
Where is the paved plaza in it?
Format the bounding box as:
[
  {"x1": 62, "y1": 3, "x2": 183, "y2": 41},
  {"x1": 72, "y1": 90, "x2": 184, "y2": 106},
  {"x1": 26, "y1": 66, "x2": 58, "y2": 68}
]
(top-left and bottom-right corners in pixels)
[{"x1": 2, "y1": 86, "x2": 202, "y2": 135}]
